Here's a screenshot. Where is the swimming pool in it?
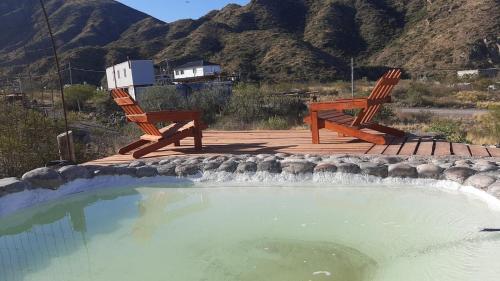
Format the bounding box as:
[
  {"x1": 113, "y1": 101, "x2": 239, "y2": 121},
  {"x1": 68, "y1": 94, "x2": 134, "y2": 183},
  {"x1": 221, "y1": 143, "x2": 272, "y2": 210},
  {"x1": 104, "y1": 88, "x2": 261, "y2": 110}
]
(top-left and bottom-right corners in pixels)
[{"x1": 1, "y1": 181, "x2": 500, "y2": 281}]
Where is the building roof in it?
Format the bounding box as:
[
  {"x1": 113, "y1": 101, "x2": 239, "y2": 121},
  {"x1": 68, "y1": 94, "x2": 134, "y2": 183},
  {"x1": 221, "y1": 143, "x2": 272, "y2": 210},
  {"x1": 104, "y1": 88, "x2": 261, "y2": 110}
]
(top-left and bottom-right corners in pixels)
[{"x1": 175, "y1": 60, "x2": 219, "y2": 69}]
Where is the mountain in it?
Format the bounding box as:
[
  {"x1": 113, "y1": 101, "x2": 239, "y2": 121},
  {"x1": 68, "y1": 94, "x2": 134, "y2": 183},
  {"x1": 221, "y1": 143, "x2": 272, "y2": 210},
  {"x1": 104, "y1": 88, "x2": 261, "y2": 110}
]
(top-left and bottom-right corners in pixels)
[{"x1": 0, "y1": 0, "x2": 498, "y2": 85}]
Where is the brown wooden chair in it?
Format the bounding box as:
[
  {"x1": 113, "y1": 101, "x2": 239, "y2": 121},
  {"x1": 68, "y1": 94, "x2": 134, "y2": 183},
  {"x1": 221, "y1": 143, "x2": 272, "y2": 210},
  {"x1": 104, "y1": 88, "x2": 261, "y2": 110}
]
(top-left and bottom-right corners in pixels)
[
  {"x1": 304, "y1": 69, "x2": 404, "y2": 145},
  {"x1": 111, "y1": 88, "x2": 207, "y2": 158}
]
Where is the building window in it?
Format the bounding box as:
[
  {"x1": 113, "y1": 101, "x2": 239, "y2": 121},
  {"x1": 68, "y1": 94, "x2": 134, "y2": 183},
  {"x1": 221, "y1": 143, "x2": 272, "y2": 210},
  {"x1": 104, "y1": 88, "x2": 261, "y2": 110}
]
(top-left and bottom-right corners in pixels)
[
  {"x1": 193, "y1": 68, "x2": 197, "y2": 75},
  {"x1": 123, "y1": 69, "x2": 127, "y2": 78},
  {"x1": 180, "y1": 70, "x2": 184, "y2": 75},
  {"x1": 117, "y1": 71, "x2": 120, "y2": 79},
  {"x1": 175, "y1": 70, "x2": 179, "y2": 75}
]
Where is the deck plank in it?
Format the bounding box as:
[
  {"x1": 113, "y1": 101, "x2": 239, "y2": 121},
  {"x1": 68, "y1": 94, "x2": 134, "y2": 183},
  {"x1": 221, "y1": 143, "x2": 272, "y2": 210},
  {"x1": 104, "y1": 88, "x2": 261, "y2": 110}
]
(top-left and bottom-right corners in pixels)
[
  {"x1": 469, "y1": 145, "x2": 491, "y2": 157},
  {"x1": 415, "y1": 139, "x2": 434, "y2": 156},
  {"x1": 487, "y1": 147, "x2": 500, "y2": 157},
  {"x1": 398, "y1": 138, "x2": 420, "y2": 156},
  {"x1": 383, "y1": 137, "x2": 406, "y2": 155},
  {"x1": 434, "y1": 141, "x2": 451, "y2": 156},
  {"x1": 452, "y1": 143, "x2": 471, "y2": 157}
]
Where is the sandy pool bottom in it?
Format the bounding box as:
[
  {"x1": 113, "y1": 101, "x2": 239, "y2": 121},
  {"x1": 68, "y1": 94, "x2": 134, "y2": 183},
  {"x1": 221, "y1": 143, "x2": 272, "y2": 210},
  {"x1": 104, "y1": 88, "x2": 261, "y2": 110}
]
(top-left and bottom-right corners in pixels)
[{"x1": 1, "y1": 183, "x2": 500, "y2": 281}]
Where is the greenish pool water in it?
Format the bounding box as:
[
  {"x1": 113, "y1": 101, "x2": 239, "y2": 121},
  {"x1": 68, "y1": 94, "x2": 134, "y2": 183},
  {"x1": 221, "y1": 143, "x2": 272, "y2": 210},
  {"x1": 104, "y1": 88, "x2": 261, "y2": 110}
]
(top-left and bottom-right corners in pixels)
[{"x1": 1, "y1": 183, "x2": 500, "y2": 281}]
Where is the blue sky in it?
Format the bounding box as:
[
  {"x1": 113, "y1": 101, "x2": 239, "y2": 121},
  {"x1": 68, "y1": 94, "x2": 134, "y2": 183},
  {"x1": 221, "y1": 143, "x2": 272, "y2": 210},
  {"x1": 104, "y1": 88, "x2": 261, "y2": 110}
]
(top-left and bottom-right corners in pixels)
[{"x1": 117, "y1": 0, "x2": 250, "y2": 22}]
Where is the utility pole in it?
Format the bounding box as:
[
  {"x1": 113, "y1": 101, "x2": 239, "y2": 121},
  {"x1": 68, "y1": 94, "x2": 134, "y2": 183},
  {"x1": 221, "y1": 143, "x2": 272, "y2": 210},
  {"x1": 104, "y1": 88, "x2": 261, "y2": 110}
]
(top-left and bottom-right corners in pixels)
[
  {"x1": 39, "y1": 0, "x2": 73, "y2": 162},
  {"x1": 351, "y1": 57, "x2": 354, "y2": 99},
  {"x1": 68, "y1": 60, "x2": 73, "y2": 85}
]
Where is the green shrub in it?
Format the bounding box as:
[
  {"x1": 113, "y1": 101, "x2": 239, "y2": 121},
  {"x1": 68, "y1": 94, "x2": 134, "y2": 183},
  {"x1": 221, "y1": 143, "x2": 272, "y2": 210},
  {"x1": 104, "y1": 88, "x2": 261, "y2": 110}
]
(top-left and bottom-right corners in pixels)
[
  {"x1": 468, "y1": 105, "x2": 500, "y2": 145},
  {"x1": 259, "y1": 116, "x2": 290, "y2": 130},
  {"x1": 0, "y1": 104, "x2": 64, "y2": 177},
  {"x1": 63, "y1": 84, "x2": 98, "y2": 111},
  {"x1": 428, "y1": 119, "x2": 467, "y2": 143},
  {"x1": 140, "y1": 84, "x2": 231, "y2": 124},
  {"x1": 223, "y1": 83, "x2": 307, "y2": 125}
]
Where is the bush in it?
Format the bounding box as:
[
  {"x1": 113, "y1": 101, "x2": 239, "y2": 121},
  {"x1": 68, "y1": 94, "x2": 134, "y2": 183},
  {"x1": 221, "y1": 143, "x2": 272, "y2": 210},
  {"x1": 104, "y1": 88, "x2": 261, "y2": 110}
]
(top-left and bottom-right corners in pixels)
[
  {"x1": 64, "y1": 84, "x2": 99, "y2": 111},
  {"x1": 139, "y1": 84, "x2": 231, "y2": 124},
  {"x1": 0, "y1": 103, "x2": 64, "y2": 177},
  {"x1": 259, "y1": 116, "x2": 290, "y2": 130},
  {"x1": 428, "y1": 119, "x2": 467, "y2": 143},
  {"x1": 467, "y1": 105, "x2": 500, "y2": 145},
  {"x1": 223, "y1": 83, "x2": 307, "y2": 125}
]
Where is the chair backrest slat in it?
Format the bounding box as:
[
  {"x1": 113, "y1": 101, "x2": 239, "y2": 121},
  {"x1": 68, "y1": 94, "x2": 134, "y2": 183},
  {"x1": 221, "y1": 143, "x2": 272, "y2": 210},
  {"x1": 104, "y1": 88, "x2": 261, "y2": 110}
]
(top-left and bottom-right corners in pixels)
[
  {"x1": 111, "y1": 89, "x2": 162, "y2": 137},
  {"x1": 352, "y1": 69, "x2": 401, "y2": 126}
]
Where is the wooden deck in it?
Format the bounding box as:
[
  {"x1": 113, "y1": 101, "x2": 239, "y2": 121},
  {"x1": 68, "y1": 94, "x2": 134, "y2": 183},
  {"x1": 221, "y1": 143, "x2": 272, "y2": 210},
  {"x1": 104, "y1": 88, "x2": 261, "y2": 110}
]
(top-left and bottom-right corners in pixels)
[{"x1": 88, "y1": 130, "x2": 500, "y2": 165}]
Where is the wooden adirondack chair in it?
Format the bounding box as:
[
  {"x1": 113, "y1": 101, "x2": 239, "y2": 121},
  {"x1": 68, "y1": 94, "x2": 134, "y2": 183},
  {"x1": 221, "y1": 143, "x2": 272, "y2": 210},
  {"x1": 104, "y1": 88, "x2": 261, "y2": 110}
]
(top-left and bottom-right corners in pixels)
[
  {"x1": 111, "y1": 88, "x2": 207, "y2": 159},
  {"x1": 304, "y1": 69, "x2": 404, "y2": 145}
]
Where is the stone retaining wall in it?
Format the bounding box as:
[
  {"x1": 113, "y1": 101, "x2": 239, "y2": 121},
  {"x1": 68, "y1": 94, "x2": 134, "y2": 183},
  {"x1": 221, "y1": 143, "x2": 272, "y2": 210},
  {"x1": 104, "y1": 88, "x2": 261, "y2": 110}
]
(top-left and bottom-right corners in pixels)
[{"x1": 1, "y1": 154, "x2": 500, "y2": 200}]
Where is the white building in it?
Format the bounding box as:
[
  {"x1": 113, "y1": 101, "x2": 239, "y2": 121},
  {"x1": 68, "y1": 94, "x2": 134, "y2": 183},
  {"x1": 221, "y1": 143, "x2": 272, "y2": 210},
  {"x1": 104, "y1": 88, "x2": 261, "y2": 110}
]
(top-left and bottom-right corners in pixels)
[
  {"x1": 457, "y1": 68, "x2": 498, "y2": 79},
  {"x1": 173, "y1": 60, "x2": 221, "y2": 80},
  {"x1": 106, "y1": 60, "x2": 155, "y2": 100}
]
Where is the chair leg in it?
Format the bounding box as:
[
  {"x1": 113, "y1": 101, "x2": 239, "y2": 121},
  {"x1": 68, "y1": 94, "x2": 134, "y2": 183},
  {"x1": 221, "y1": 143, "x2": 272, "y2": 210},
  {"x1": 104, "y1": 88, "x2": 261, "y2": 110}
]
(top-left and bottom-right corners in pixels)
[
  {"x1": 367, "y1": 123, "x2": 406, "y2": 137},
  {"x1": 193, "y1": 117, "x2": 203, "y2": 150},
  {"x1": 311, "y1": 110, "x2": 320, "y2": 144},
  {"x1": 118, "y1": 139, "x2": 150, "y2": 155},
  {"x1": 132, "y1": 127, "x2": 196, "y2": 158}
]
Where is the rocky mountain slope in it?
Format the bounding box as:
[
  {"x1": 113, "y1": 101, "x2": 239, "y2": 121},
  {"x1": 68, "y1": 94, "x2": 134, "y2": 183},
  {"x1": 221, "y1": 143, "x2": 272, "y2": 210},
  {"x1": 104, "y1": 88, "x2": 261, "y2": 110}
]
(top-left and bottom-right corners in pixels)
[{"x1": 0, "y1": 0, "x2": 498, "y2": 84}]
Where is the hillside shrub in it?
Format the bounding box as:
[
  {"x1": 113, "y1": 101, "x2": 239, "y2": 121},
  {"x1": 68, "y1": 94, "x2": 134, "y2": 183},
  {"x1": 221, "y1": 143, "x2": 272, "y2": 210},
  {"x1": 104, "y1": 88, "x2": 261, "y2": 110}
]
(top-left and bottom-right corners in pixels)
[
  {"x1": 468, "y1": 105, "x2": 500, "y2": 145},
  {"x1": 428, "y1": 118, "x2": 467, "y2": 143},
  {"x1": 63, "y1": 84, "x2": 99, "y2": 111},
  {"x1": 140, "y1": 84, "x2": 231, "y2": 124},
  {"x1": 0, "y1": 103, "x2": 64, "y2": 177}
]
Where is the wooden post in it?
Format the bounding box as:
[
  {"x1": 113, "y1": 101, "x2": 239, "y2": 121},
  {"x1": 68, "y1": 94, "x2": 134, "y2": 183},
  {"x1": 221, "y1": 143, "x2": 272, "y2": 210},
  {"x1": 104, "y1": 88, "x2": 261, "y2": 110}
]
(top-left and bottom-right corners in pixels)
[
  {"x1": 311, "y1": 110, "x2": 320, "y2": 144},
  {"x1": 193, "y1": 116, "x2": 203, "y2": 150},
  {"x1": 57, "y1": 131, "x2": 76, "y2": 162}
]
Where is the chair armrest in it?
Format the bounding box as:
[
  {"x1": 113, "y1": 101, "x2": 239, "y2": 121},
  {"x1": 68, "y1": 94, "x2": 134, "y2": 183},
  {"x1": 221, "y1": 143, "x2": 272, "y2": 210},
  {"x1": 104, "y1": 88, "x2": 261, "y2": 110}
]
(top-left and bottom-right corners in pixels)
[
  {"x1": 309, "y1": 99, "x2": 368, "y2": 111},
  {"x1": 127, "y1": 111, "x2": 201, "y2": 123}
]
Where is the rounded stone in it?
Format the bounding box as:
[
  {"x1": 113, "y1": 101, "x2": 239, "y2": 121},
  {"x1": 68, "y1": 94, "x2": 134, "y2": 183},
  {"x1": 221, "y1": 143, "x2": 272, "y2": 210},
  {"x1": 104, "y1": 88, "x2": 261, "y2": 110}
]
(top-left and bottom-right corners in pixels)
[
  {"x1": 157, "y1": 164, "x2": 177, "y2": 176},
  {"x1": 375, "y1": 156, "x2": 403, "y2": 165},
  {"x1": 58, "y1": 165, "x2": 92, "y2": 182},
  {"x1": 282, "y1": 161, "x2": 316, "y2": 175},
  {"x1": 464, "y1": 174, "x2": 497, "y2": 190},
  {"x1": 21, "y1": 167, "x2": 64, "y2": 190},
  {"x1": 337, "y1": 163, "x2": 361, "y2": 174},
  {"x1": 175, "y1": 164, "x2": 201, "y2": 176},
  {"x1": 128, "y1": 160, "x2": 146, "y2": 168},
  {"x1": 443, "y1": 167, "x2": 476, "y2": 183},
  {"x1": 487, "y1": 181, "x2": 500, "y2": 198},
  {"x1": 388, "y1": 163, "x2": 417, "y2": 178},
  {"x1": 158, "y1": 159, "x2": 172, "y2": 165},
  {"x1": 0, "y1": 178, "x2": 30, "y2": 196},
  {"x1": 246, "y1": 157, "x2": 258, "y2": 163},
  {"x1": 473, "y1": 164, "x2": 498, "y2": 172},
  {"x1": 114, "y1": 166, "x2": 138, "y2": 177},
  {"x1": 306, "y1": 156, "x2": 322, "y2": 163},
  {"x1": 203, "y1": 155, "x2": 219, "y2": 163},
  {"x1": 359, "y1": 162, "x2": 388, "y2": 178},
  {"x1": 256, "y1": 154, "x2": 272, "y2": 160},
  {"x1": 263, "y1": 156, "x2": 279, "y2": 162},
  {"x1": 88, "y1": 166, "x2": 118, "y2": 176},
  {"x1": 475, "y1": 160, "x2": 496, "y2": 166},
  {"x1": 236, "y1": 162, "x2": 258, "y2": 173},
  {"x1": 314, "y1": 163, "x2": 338, "y2": 173},
  {"x1": 218, "y1": 160, "x2": 239, "y2": 173},
  {"x1": 454, "y1": 159, "x2": 472, "y2": 167},
  {"x1": 136, "y1": 166, "x2": 159, "y2": 178},
  {"x1": 203, "y1": 161, "x2": 222, "y2": 171},
  {"x1": 416, "y1": 164, "x2": 444, "y2": 179},
  {"x1": 257, "y1": 160, "x2": 282, "y2": 173},
  {"x1": 275, "y1": 153, "x2": 289, "y2": 159}
]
